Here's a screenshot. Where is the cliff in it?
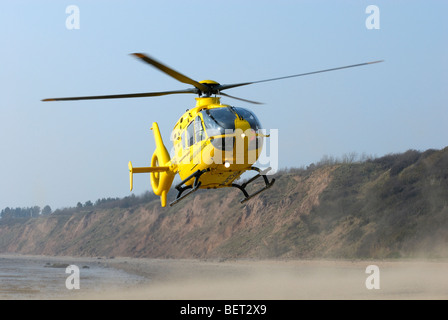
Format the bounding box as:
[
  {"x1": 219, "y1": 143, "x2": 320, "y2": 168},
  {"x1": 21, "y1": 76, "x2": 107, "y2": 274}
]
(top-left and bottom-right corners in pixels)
[{"x1": 1, "y1": 147, "x2": 447, "y2": 259}]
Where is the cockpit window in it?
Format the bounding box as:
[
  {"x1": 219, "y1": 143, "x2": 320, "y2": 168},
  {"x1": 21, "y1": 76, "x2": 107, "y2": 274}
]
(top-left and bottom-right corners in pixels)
[
  {"x1": 201, "y1": 107, "x2": 261, "y2": 135},
  {"x1": 232, "y1": 107, "x2": 263, "y2": 151},
  {"x1": 201, "y1": 107, "x2": 236, "y2": 136},
  {"x1": 194, "y1": 115, "x2": 206, "y2": 143},
  {"x1": 232, "y1": 107, "x2": 261, "y2": 131},
  {"x1": 200, "y1": 106, "x2": 263, "y2": 151},
  {"x1": 186, "y1": 121, "x2": 194, "y2": 147}
]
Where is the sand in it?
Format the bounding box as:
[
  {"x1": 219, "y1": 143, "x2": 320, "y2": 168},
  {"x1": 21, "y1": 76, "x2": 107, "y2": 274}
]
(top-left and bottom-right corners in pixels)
[{"x1": 1, "y1": 254, "x2": 447, "y2": 299}]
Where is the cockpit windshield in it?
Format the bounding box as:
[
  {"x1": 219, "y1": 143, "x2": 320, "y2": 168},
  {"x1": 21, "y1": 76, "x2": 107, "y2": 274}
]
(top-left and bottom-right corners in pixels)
[
  {"x1": 201, "y1": 107, "x2": 236, "y2": 137},
  {"x1": 232, "y1": 107, "x2": 261, "y2": 131},
  {"x1": 200, "y1": 106, "x2": 261, "y2": 136},
  {"x1": 200, "y1": 106, "x2": 263, "y2": 152}
]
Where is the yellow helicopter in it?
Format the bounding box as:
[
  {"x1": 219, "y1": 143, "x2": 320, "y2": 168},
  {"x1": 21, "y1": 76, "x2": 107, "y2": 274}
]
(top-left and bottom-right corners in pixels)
[{"x1": 42, "y1": 53, "x2": 382, "y2": 207}]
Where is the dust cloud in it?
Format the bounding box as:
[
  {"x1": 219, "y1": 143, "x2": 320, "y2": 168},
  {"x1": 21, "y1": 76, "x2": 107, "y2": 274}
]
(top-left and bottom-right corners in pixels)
[{"x1": 77, "y1": 259, "x2": 448, "y2": 300}]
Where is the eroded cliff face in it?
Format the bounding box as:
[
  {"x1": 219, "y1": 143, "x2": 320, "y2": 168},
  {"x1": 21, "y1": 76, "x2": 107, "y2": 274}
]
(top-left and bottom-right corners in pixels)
[
  {"x1": 0, "y1": 167, "x2": 336, "y2": 259},
  {"x1": 1, "y1": 147, "x2": 448, "y2": 259}
]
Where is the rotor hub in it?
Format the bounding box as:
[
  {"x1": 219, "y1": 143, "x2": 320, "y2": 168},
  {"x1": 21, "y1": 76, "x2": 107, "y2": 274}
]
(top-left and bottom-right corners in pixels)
[{"x1": 198, "y1": 80, "x2": 221, "y2": 97}]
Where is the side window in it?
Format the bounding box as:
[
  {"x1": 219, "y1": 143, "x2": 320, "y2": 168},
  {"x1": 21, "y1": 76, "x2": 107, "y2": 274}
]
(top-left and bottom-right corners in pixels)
[
  {"x1": 186, "y1": 121, "x2": 194, "y2": 147},
  {"x1": 194, "y1": 116, "x2": 205, "y2": 143},
  {"x1": 182, "y1": 130, "x2": 188, "y2": 149}
]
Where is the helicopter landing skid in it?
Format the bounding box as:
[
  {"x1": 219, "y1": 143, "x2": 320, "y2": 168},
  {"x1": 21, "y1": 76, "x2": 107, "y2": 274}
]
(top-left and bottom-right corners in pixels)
[
  {"x1": 169, "y1": 169, "x2": 208, "y2": 207},
  {"x1": 232, "y1": 167, "x2": 275, "y2": 204}
]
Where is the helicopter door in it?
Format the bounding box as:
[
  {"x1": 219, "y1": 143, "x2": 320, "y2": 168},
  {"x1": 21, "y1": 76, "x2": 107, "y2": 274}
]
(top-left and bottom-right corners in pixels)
[
  {"x1": 179, "y1": 121, "x2": 194, "y2": 165},
  {"x1": 193, "y1": 116, "x2": 206, "y2": 165},
  {"x1": 186, "y1": 121, "x2": 195, "y2": 148}
]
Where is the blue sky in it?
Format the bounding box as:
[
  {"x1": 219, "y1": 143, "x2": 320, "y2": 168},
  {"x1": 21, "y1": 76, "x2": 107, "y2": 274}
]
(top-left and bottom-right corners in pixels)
[{"x1": 1, "y1": 1, "x2": 447, "y2": 211}]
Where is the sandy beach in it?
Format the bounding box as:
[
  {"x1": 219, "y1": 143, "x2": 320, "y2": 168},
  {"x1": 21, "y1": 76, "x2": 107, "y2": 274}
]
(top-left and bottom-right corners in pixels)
[{"x1": 1, "y1": 254, "x2": 447, "y2": 300}]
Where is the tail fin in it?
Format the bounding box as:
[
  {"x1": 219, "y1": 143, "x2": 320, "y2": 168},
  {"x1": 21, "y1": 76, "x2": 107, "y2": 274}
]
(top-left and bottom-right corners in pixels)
[
  {"x1": 128, "y1": 122, "x2": 175, "y2": 207},
  {"x1": 151, "y1": 122, "x2": 171, "y2": 166}
]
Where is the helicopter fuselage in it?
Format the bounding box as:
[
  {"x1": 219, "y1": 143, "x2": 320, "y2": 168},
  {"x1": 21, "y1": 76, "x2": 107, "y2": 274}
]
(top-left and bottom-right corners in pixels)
[{"x1": 168, "y1": 96, "x2": 264, "y2": 189}]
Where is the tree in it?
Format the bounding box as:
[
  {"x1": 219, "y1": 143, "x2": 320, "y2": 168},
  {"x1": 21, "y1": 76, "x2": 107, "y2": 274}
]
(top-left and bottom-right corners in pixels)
[
  {"x1": 1, "y1": 207, "x2": 11, "y2": 219},
  {"x1": 42, "y1": 205, "x2": 52, "y2": 215},
  {"x1": 31, "y1": 206, "x2": 41, "y2": 217}
]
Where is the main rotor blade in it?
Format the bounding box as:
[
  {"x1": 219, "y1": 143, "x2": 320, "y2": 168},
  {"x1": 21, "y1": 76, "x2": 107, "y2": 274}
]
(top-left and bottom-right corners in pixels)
[
  {"x1": 218, "y1": 60, "x2": 384, "y2": 91},
  {"x1": 219, "y1": 92, "x2": 264, "y2": 105},
  {"x1": 131, "y1": 53, "x2": 210, "y2": 93},
  {"x1": 42, "y1": 88, "x2": 197, "y2": 101}
]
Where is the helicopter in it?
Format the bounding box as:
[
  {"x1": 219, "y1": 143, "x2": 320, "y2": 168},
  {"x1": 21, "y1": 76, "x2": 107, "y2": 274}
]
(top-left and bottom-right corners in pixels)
[{"x1": 42, "y1": 53, "x2": 383, "y2": 207}]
